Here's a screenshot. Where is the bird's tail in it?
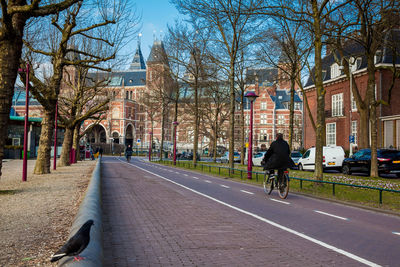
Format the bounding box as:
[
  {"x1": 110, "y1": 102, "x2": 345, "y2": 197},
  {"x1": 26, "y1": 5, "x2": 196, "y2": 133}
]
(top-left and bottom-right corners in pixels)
[{"x1": 50, "y1": 253, "x2": 67, "y2": 262}]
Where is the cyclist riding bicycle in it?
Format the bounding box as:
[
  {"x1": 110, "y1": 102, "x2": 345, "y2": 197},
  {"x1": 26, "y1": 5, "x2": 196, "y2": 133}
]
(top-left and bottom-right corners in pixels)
[
  {"x1": 125, "y1": 145, "x2": 133, "y2": 162},
  {"x1": 261, "y1": 133, "x2": 294, "y2": 188}
]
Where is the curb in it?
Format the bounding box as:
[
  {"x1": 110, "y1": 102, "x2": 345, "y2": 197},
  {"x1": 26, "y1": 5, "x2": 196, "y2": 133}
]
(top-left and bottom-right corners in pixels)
[{"x1": 59, "y1": 159, "x2": 103, "y2": 266}]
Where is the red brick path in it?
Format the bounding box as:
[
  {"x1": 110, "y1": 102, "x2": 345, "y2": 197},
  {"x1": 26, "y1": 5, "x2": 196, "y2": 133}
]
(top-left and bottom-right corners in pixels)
[{"x1": 102, "y1": 160, "x2": 358, "y2": 266}]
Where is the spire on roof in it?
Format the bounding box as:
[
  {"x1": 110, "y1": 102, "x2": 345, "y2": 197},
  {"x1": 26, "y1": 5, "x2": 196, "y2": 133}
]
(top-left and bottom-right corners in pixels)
[
  {"x1": 147, "y1": 39, "x2": 169, "y2": 66},
  {"x1": 129, "y1": 37, "x2": 146, "y2": 70}
]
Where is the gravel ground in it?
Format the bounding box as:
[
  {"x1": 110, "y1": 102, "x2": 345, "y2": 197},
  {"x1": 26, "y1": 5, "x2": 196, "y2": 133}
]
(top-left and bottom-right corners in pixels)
[{"x1": 0, "y1": 159, "x2": 97, "y2": 266}]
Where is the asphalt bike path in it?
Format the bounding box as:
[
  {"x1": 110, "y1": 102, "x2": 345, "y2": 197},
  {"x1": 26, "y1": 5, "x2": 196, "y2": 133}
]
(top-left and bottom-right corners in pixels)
[{"x1": 102, "y1": 156, "x2": 400, "y2": 266}]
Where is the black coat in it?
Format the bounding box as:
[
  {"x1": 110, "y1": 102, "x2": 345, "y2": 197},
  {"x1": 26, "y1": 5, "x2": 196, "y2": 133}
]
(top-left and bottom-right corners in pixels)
[{"x1": 262, "y1": 138, "x2": 294, "y2": 170}]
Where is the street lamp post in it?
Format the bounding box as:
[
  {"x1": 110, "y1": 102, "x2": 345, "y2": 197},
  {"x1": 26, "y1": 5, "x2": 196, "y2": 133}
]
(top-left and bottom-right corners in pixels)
[
  {"x1": 18, "y1": 64, "x2": 29, "y2": 182},
  {"x1": 148, "y1": 131, "x2": 153, "y2": 161},
  {"x1": 245, "y1": 91, "x2": 259, "y2": 179},
  {"x1": 173, "y1": 121, "x2": 179, "y2": 165},
  {"x1": 53, "y1": 101, "x2": 58, "y2": 170}
]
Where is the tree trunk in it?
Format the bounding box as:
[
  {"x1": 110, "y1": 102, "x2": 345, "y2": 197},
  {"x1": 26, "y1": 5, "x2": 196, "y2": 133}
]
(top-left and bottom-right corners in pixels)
[
  {"x1": 289, "y1": 76, "x2": 295, "y2": 150},
  {"x1": 367, "y1": 58, "x2": 378, "y2": 177},
  {"x1": 312, "y1": 3, "x2": 325, "y2": 181},
  {"x1": 73, "y1": 124, "x2": 81, "y2": 161},
  {"x1": 193, "y1": 80, "x2": 199, "y2": 165},
  {"x1": 58, "y1": 127, "x2": 73, "y2": 167},
  {"x1": 228, "y1": 64, "x2": 236, "y2": 171},
  {"x1": 213, "y1": 110, "x2": 219, "y2": 163},
  {"x1": 358, "y1": 107, "x2": 370, "y2": 149},
  {"x1": 240, "y1": 93, "x2": 245, "y2": 165},
  {"x1": 160, "y1": 104, "x2": 166, "y2": 161},
  {"x1": 34, "y1": 109, "x2": 56, "y2": 174},
  {"x1": 0, "y1": 25, "x2": 25, "y2": 178}
]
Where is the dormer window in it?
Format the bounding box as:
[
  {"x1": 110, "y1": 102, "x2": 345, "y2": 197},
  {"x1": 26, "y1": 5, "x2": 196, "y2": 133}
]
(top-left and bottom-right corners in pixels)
[
  {"x1": 350, "y1": 57, "x2": 362, "y2": 72},
  {"x1": 330, "y1": 63, "x2": 340, "y2": 79},
  {"x1": 374, "y1": 50, "x2": 382, "y2": 64}
]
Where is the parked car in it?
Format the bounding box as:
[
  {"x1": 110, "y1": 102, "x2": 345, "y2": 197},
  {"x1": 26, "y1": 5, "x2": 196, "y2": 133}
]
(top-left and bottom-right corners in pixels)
[
  {"x1": 298, "y1": 146, "x2": 345, "y2": 171},
  {"x1": 290, "y1": 151, "x2": 303, "y2": 169},
  {"x1": 342, "y1": 148, "x2": 400, "y2": 177},
  {"x1": 220, "y1": 151, "x2": 241, "y2": 163},
  {"x1": 244, "y1": 151, "x2": 266, "y2": 166},
  {"x1": 179, "y1": 152, "x2": 200, "y2": 161}
]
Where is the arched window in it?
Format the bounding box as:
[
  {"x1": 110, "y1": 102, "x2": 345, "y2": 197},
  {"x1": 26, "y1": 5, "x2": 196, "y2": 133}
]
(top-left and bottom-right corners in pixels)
[{"x1": 330, "y1": 63, "x2": 340, "y2": 79}]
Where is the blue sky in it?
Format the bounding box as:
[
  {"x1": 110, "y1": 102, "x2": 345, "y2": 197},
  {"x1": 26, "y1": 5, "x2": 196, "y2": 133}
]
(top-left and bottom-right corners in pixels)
[{"x1": 127, "y1": 1, "x2": 182, "y2": 61}]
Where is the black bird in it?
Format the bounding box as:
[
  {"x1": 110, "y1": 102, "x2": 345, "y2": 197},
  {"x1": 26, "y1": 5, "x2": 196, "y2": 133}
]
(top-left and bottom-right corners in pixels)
[{"x1": 50, "y1": 219, "x2": 94, "y2": 262}]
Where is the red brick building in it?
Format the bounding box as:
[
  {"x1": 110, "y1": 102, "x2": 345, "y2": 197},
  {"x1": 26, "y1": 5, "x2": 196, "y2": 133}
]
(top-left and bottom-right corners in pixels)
[
  {"x1": 242, "y1": 67, "x2": 303, "y2": 151},
  {"x1": 303, "y1": 33, "x2": 400, "y2": 152}
]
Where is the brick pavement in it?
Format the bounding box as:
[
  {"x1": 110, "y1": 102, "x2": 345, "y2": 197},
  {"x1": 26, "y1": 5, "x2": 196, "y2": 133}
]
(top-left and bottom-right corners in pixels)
[{"x1": 102, "y1": 160, "x2": 359, "y2": 266}]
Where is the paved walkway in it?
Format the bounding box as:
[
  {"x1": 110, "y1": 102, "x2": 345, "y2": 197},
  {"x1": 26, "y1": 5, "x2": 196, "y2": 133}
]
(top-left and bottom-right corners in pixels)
[{"x1": 101, "y1": 158, "x2": 355, "y2": 266}]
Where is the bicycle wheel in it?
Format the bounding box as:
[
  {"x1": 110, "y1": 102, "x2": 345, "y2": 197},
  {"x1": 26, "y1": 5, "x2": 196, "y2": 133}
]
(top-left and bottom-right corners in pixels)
[
  {"x1": 263, "y1": 172, "x2": 274, "y2": 195},
  {"x1": 277, "y1": 173, "x2": 289, "y2": 199}
]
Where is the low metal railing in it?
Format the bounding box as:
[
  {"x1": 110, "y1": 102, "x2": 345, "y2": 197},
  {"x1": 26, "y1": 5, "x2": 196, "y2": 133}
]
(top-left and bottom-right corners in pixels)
[{"x1": 156, "y1": 159, "x2": 400, "y2": 205}]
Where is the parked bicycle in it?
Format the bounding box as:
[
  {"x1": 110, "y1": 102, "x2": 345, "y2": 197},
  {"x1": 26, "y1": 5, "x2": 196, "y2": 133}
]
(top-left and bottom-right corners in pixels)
[{"x1": 263, "y1": 170, "x2": 290, "y2": 199}]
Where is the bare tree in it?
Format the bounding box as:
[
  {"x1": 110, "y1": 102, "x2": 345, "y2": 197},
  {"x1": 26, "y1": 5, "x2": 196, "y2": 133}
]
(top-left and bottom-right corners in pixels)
[
  {"x1": 256, "y1": 13, "x2": 311, "y2": 151},
  {"x1": 199, "y1": 81, "x2": 230, "y2": 162},
  {"x1": 328, "y1": 0, "x2": 400, "y2": 177},
  {"x1": 140, "y1": 59, "x2": 174, "y2": 160},
  {"x1": 266, "y1": 0, "x2": 351, "y2": 180},
  {"x1": 21, "y1": 0, "x2": 137, "y2": 174},
  {"x1": 174, "y1": 0, "x2": 264, "y2": 170},
  {"x1": 0, "y1": 0, "x2": 80, "y2": 177},
  {"x1": 57, "y1": 66, "x2": 110, "y2": 166}
]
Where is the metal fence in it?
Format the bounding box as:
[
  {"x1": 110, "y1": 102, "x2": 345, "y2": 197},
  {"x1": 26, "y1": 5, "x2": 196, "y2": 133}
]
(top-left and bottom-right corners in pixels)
[{"x1": 156, "y1": 159, "x2": 400, "y2": 205}]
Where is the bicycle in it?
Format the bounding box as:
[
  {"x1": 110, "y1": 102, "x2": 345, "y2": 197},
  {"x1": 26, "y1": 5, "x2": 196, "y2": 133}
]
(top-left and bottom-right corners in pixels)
[
  {"x1": 263, "y1": 169, "x2": 290, "y2": 199},
  {"x1": 126, "y1": 152, "x2": 132, "y2": 163}
]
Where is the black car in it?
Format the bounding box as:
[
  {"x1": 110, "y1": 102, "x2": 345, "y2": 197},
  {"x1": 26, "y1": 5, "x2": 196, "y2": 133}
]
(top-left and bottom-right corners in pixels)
[
  {"x1": 342, "y1": 148, "x2": 400, "y2": 177},
  {"x1": 179, "y1": 152, "x2": 200, "y2": 161}
]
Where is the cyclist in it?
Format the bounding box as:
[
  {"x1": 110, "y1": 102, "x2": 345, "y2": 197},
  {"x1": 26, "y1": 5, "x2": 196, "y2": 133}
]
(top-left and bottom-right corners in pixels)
[
  {"x1": 125, "y1": 145, "x2": 133, "y2": 162},
  {"x1": 261, "y1": 133, "x2": 294, "y2": 188}
]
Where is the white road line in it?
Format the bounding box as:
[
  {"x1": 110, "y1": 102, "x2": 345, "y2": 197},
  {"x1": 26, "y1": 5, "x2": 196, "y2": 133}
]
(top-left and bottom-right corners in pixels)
[
  {"x1": 220, "y1": 185, "x2": 230, "y2": 188},
  {"x1": 314, "y1": 210, "x2": 349, "y2": 221},
  {"x1": 393, "y1": 232, "x2": 400, "y2": 236},
  {"x1": 240, "y1": 190, "x2": 254, "y2": 195},
  {"x1": 270, "y1": 198, "x2": 290, "y2": 205},
  {"x1": 122, "y1": 160, "x2": 381, "y2": 267},
  {"x1": 175, "y1": 172, "x2": 180, "y2": 174},
  {"x1": 205, "y1": 180, "x2": 212, "y2": 183},
  {"x1": 192, "y1": 176, "x2": 199, "y2": 179},
  {"x1": 184, "y1": 174, "x2": 189, "y2": 177}
]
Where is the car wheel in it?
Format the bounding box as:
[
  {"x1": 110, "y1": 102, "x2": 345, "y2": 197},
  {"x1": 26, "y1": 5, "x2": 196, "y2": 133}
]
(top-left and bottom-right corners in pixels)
[
  {"x1": 342, "y1": 164, "x2": 352, "y2": 175},
  {"x1": 299, "y1": 164, "x2": 304, "y2": 171}
]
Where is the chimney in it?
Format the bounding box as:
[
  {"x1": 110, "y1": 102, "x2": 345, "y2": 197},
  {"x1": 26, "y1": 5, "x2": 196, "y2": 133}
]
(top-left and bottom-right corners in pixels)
[{"x1": 255, "y1": 75, "x2": 260, "y2": 95}]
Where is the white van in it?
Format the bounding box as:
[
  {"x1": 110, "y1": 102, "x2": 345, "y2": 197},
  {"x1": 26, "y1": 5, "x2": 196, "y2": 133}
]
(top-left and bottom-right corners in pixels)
[{"x1": 298, "y1": 146, "x2": 345, "y2": 171}]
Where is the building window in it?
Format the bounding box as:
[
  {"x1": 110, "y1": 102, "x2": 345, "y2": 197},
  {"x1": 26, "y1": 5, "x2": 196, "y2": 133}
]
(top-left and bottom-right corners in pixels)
[
  {"x1": 260, "y1": 102, "x2": 267, "y2": 110},
  {"x1": 326, "y1": 123, "x2": 336, "y2": 146},
  {"x1": 351, "y1": 121, "x2": 357, "y2": 145},
  {"x1": 294, "y1": 114, "x2": 302, "y2": 125},
  {"x1": 277, "y1": 115, "x2": 285, "y2": 125},
  {"x1": 126, "y1": 91, "x2": 129, "y2": 99},
  {"x1": 129, "y1": 91, "x2": 133, "y2": 99},
  {"x1": 294, "y1": 102, "x2": 301, "y2": 110},
  {"x1": 260, "y1": 114, "x2": 267, "y2": 124},
  {"x1": 245, "y1": 115, "x2": 249, "y2": 125},
  {"x1": 350, "y1": 57, "x2": 361, "y2": 72},
  {"x1": 330, "y1": 63, "x2": 341, "y2": 79},
  {"x1": 351, "y1": 93, "x2": 357, "y2": 111},
  {"x1": 260, "y1": 129, "x2": 268, "y2": 141},
  {"x1": 332, "y1": 93, "x2": 343, "y2": 116},
  {"x1": 384, "y1": 120, "x2": 394, "y2": 148}
]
